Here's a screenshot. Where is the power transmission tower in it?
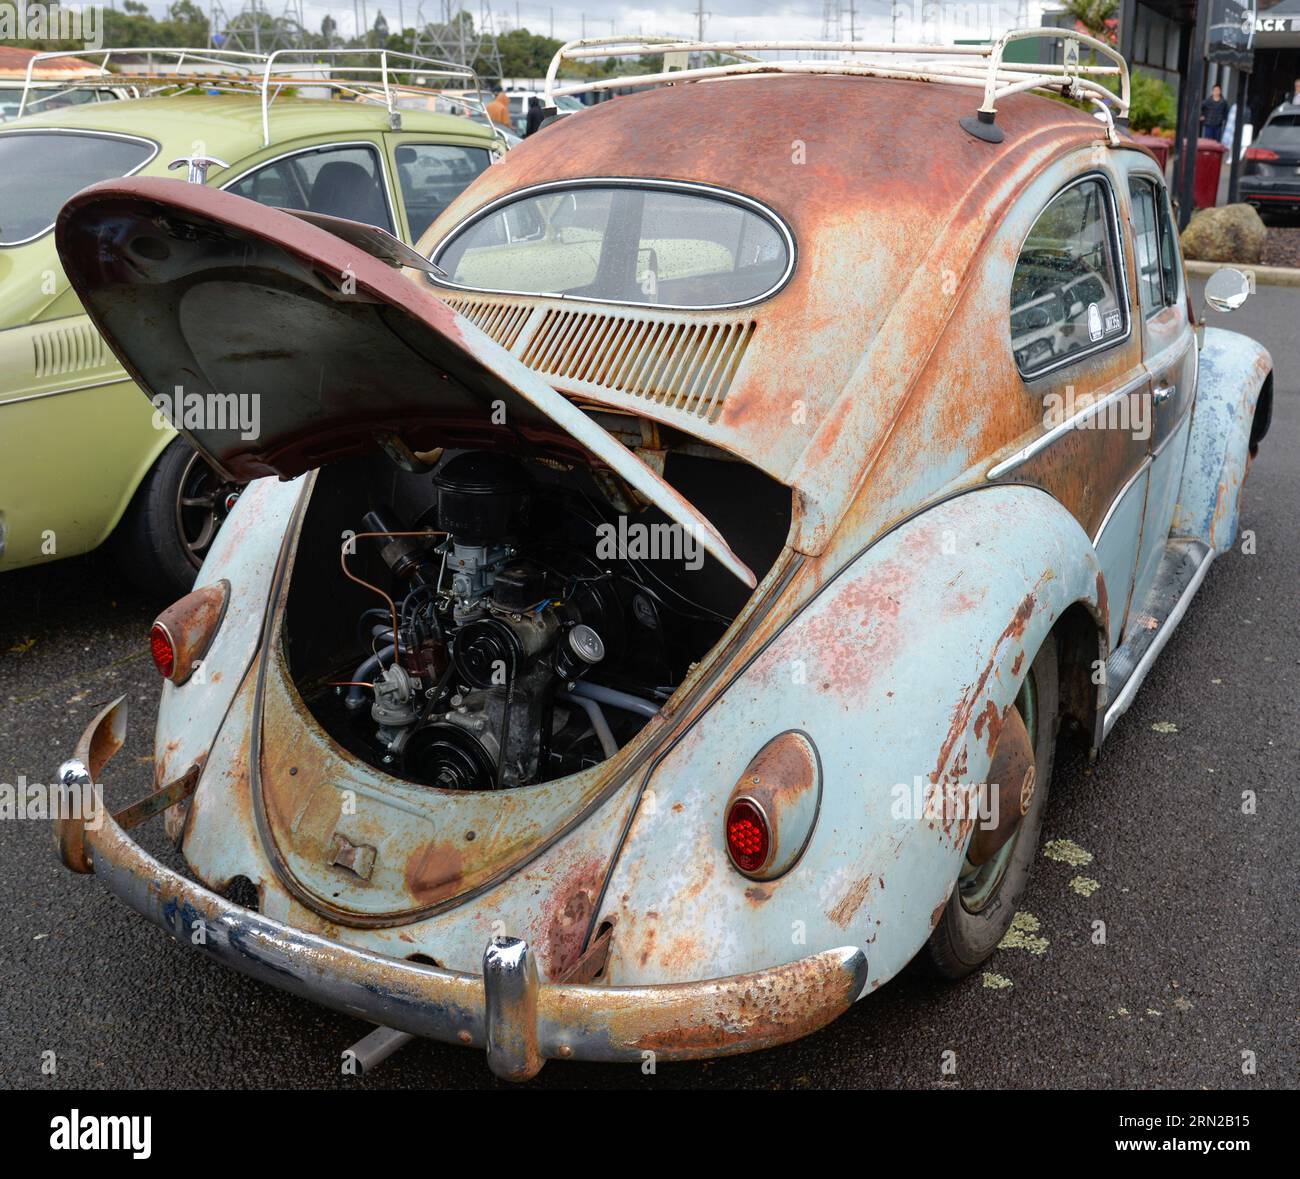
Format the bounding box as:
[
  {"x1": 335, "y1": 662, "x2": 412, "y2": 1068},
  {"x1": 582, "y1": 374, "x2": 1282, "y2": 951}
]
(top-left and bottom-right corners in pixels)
[
  {"x1": 209, "y1": 0, "x2": 306, "y2": 53},
  {"x1": 820, "y1": 0, "x2": 843, "y2": 58},
  {"x1": 411, "y1": 2, "x2": 504, "y2": 81}
]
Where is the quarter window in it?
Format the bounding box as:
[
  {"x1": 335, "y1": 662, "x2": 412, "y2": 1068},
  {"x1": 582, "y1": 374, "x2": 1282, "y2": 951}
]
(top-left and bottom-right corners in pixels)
[
  {"x1": 225, "y1": 144, "x2": 393, "y2": 232},
  {"x1": 393, "y1": 143, "x2": 491, "y2": 241},
  {"x1": 0, "y1": 131, "x2": 155, "y2": 246},
  {"x1": 1010, "y1": 177, "x2": 1128, "y2": 377}
]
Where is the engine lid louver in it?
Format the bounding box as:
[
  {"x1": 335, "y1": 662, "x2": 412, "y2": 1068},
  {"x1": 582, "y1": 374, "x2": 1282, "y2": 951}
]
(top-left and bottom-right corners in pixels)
[{"x1": 441, "y1": 296, "x2": 753, "y2": 424}]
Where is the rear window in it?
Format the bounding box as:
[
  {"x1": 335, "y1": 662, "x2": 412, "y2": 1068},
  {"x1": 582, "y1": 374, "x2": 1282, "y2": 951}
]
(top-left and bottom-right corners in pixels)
[
  {"x1": 0, "y1": 131, "x2": 155, "y2": 246},
  {"x1": 1258, "y1": 113, "x2": 1300, "y2": 149},
  {"x1": 432, "y1": 182, "x2": 793, "y2": 309}
]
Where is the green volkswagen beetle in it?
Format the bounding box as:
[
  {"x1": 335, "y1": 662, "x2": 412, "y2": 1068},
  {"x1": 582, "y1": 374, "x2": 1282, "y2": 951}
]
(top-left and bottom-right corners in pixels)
[{"x1": 0, "y1": 66, "x2": 501, "y2": 592}]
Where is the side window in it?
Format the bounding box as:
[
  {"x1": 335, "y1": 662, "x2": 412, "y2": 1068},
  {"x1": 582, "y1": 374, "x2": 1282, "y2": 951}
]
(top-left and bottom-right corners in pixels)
[
  {"x1": 226, "y1": 144, "x2": 393, "y2": 233},
  {"x1": 1130, "y1": 179, "x2": 1164, "y2": 316},
  {"x1": 1010, "y1": 176, "x2": 1129, "y2": 378},
  {"x1": 393, "y1": 143, "x2": 491, "y2": 240}
]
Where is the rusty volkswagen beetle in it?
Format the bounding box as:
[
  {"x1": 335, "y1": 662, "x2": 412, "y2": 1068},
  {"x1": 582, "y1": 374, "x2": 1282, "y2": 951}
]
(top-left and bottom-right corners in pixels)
[{"x1": 52, "y1": 32, "x2": 1272, "y2": 1080}]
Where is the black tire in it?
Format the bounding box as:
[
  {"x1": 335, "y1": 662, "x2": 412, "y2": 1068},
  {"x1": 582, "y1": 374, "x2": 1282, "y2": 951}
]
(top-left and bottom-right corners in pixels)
[
  {"x1": 924, "y1": 637, "x2": 1059, "y2": 979},
  {"x1": 114, "y1": 439, "x2": 240, "y2": 599}
]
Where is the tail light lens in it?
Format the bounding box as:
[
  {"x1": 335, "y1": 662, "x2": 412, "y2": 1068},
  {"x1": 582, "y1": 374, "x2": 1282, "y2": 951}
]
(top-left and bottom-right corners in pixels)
[
  {"x1": 149, "y1": 580, "x2": 229, "y2": 684},
  {"x1": 1245, "y1": 147, "x2": 1279, "y2": 161},
  {"x1": 149, "y1": 623, "x2": 177, "y2": 678},
  {"x1": 725, "y1": 797, "x2": 772, "y2": 875}
]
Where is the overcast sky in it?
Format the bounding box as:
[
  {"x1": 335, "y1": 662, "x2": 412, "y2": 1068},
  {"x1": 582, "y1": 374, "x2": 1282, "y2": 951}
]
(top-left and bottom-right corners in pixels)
[{"x1": 115, "y1": 1, "x2": 1048, "y2": 50}]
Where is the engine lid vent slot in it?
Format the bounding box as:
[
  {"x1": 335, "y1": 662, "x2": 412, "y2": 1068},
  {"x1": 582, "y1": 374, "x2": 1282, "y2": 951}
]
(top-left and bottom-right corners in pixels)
[
  {"x1": 519, "y1": 309, "x2": 754, "y2": 423},
  {"x1": 441, "y1": 296, "x2": 534, "y2": 352}
]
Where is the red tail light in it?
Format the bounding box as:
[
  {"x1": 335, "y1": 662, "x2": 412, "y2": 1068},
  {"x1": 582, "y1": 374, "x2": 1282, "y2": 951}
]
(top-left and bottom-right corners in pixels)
[
  {"x1": 1245, "y1": 147, "x2": 1279, "y2": 161},
  {"x1": 725, "y1": 797, "x2": 772, "y2": 875},
  {"x1": 149, "y1": 623, "x2": 176, "y2": 678},
  {"x1": 149, "y1": 581, "x2": 229, "y2": 684}
]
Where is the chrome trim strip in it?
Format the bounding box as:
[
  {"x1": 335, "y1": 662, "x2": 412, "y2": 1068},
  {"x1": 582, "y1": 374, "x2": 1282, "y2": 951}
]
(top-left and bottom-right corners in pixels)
[
  {"x1": 0, "y1": 128, "x2": 160, "y2": 249},
  {"x1": 427, "y1": 176, "x2": 797, "y2": 312},
  {"x1": 1101, "y1": 545, "x2": 1215, "y2": 739},
  {"x1": 1090, "y1": 454, "x2": 1151, "y2": 547},
  {"x1": 219, "y1": 139, "x2": 399, "y2": 238},
  {"x1": 987, "y1": 368, "x2": 1150, "y2": 480},
  {"x1": 0, "y1": 375, "x2": 127, "y2": 407},
  {"x1": 1012, "y1": 170, "x2": 1133, "y2": 381}
]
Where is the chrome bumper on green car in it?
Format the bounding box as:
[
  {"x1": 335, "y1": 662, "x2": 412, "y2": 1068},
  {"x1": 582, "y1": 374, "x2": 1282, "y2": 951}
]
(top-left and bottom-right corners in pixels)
[{"x1": 55, "y1": 697, "x2": 868, "y2": 1081}]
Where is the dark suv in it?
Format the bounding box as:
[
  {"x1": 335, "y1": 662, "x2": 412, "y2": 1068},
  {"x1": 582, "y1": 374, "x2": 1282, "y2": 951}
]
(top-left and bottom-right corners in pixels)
[{"x1": 1240, "y1": 104, "x2": 1300, "y2": 221}]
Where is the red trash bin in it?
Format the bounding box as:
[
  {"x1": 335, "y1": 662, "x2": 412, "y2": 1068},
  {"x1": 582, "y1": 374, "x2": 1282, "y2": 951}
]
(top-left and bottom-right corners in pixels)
[
  {"x1": 1129, "y1": 132, "x2": 1170, "y2": 172},
  {"x1": 1193, "y1": 138, "x2": 1228, "y2": 209}
]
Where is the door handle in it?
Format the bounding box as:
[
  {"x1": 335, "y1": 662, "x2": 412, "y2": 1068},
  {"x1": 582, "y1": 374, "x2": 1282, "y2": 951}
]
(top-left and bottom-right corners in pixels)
[{"x1": 1153, "y1": 382, "x2": 1176, "y2": 405}]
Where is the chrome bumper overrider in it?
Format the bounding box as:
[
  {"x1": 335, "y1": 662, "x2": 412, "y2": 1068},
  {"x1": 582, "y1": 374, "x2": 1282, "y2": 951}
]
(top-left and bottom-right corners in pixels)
[{"x1": 55, "y1": 697, "x2": 868, "y2": 1081}]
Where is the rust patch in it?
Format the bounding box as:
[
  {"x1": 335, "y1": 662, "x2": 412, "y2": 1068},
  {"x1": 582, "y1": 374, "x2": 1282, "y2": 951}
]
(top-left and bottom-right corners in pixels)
[
  {"x1": 540, "y1": 857, "x2": 607, "y2": 980},
  {"x1": 404, "y1": 841, "x2": 467, "y2": 906},
  {"x1": 828, "y1": 875, "x2": 873, "y2": 928},
  {"x1": 1094, "y1": 571, "x2": 1109, "y2": 633}
]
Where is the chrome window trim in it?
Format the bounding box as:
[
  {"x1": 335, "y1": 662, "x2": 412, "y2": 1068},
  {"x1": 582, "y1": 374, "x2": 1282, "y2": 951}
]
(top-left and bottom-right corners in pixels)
[
  {"x1": 1011, "y1": 170, "x2": 1133, "y2": 382},
  {"x1": 426, "y1": 176, "x2": 797, "y2": 311},
  {"x1": 987, "y1": 368, "x2": 1150, "y2": 480},
  {"x1": 220, "y1": 139, "x2": 398, "y2": 236},
  {"x1": 0, "y1": 128, "x2": 159, "y2": 248}
]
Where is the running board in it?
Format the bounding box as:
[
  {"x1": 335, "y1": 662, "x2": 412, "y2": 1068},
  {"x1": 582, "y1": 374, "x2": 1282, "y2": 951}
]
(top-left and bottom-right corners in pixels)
[{"x1": 1102, "y1": 538, "x2": 1215, "y2": 740}]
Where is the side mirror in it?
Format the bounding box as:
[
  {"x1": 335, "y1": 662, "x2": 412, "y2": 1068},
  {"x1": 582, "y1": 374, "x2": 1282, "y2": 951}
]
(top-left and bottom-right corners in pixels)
[{"x1": 1205, "y1": 267, "x2": 1253, "y2": 313}]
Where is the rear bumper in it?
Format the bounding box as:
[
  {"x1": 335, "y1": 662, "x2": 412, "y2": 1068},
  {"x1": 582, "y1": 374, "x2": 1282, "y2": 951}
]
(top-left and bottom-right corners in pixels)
[
  {"x1": 1239, "y1": 180, "x2": 1300, "y2": 208},
  {"x1": 55, "y1": 697, "x2": 868, "y2": 1081}
]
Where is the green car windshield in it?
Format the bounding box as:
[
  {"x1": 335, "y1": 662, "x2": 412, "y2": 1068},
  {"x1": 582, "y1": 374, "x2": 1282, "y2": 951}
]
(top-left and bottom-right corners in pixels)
[
  {"x1": 432, "y1": 183, "x2": 791, "y2": 309},
  {"x1": 0, "y1": 131, "x2": 155, "y2": 247}
]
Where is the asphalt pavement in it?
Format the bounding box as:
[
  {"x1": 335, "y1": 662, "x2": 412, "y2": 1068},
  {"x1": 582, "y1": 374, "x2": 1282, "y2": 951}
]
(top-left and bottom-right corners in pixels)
[{"x1": 1, "y1": 279, "x2": 1296, "y2": 1091}]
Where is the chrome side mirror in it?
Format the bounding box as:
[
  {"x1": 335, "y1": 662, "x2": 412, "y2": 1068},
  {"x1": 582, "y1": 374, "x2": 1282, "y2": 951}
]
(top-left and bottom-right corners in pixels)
[{"x1": 1205, "y1": 267, "x2": 1253, "y2": 313}]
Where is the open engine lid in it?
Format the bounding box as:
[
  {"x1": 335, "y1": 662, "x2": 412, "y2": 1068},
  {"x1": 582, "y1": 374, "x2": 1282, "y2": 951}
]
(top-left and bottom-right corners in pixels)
[{"x1": 56, "y1": 177, "x2": 755, "y2": 587}]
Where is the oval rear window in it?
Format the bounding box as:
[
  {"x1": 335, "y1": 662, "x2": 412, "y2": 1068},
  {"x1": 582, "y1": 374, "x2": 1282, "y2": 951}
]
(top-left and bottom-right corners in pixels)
[
  {"x1": 0, "y1": 132, "x2": 156, "y2": 247},
  {"x1": 432, "y1": 182, "x2": 792, "y2": 309}
]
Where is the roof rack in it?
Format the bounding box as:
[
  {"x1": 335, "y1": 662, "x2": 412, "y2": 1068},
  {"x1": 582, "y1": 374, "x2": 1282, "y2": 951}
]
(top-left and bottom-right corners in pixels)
[
  {"x1": 17, "y1": 47, "x2": 505, "y2": 148},
  {"x1": 543, "y1": 28, "x2": 1130, "y2": 145}
]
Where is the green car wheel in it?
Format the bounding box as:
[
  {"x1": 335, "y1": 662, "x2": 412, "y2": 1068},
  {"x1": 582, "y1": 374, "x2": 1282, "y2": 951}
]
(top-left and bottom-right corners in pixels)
[{"x1": 114, "y1": 438, "x2": 242, "y2": 597}]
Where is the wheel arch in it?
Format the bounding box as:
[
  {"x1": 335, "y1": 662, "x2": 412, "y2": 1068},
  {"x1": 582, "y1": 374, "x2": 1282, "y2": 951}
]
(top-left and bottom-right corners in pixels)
[
  {"x1": 1174, "y1": 326, "x2": 1273, "y2": 553},
  {"x1": 599, "y1": 483, "x2": 1110, "y2": 992}
]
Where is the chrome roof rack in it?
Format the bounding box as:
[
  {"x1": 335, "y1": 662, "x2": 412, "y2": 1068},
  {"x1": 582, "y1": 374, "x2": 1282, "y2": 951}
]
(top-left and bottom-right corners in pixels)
[
  {"x1": 543, "y1": 28, "x2": 1130, "y2": 145},
  {"x1": 17, "y1": 47, "x2": 504, "y2": 148}
]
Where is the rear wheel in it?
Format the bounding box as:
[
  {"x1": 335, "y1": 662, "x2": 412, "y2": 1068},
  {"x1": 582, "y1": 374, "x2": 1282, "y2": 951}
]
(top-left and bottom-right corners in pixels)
[
  {"x1": 114, "y1": 439, "x2": 243, "y2": 598},
  {"x1": 924, "y1": 639, "x2": 1059, "y2": 979}
]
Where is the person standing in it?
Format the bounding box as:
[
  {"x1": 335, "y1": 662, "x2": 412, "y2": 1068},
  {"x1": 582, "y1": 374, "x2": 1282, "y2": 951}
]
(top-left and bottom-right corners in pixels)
[
  {"x1": 1201, "y1": 84, "x2": 1229, "y2": 143},
  {"x1": 486, "y1": 89, "x2": 512, "y2": 128}
]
